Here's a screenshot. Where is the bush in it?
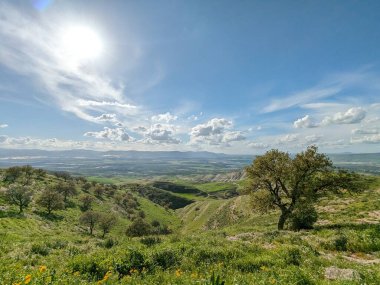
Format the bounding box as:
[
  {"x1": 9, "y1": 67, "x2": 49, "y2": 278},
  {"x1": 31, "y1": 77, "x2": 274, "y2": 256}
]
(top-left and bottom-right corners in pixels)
[
  {"x1": 289, "y1": 202, "x2": 318, "y2": 230},
  {"x1": 233, "y1": 256, "x2": 275, "y2": 272},
  {"x1": 31, "y1": 243, "x2": 50, "y2": 256},
  {"x1": 334, "y1": 235, "x2": 348, "y2": 251},
  {"x1": 126, "y1": 218, "x2": 153, "y2": 237},
  {"x1": 70, "y1": 255, "x2": 109, "y2": 280},
  {"x1": 140, "y1": 236, "x2": 162, "y2": 247},
  {"x1": 103, "y1": 238, "x2": 117, "y2": 249},
  {"x1": 151, "y1": 248, "x2": 179, "y2": 269},
  {"x1": 114, "y1": 250, "x2": 146, "y2": 277},
  {"x1": 283, "y1": 247, "x2": 302, "y2": 266}
]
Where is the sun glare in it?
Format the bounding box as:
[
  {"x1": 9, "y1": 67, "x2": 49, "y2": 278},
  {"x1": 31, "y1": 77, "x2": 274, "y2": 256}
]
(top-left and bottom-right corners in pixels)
[{"x1": 61, "y1": 26, "x2": 103, "y2": 64}]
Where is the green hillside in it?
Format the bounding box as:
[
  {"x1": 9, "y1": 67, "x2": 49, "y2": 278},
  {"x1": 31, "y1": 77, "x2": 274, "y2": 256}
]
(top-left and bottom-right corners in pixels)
[{"x1": 0, "y1": 166, "x2": 380, "y2": 284}]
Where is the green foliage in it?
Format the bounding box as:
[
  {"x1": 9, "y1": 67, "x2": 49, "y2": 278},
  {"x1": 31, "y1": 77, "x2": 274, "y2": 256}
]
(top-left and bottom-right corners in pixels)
[
  {"x1": 79, "y1": 211, "x2": 100, "y2": 235},
  {"x1": 53, "y1": 181, "x2": 77, "y2": 202},
  {"x1": 126, "y1": 218, "x2": 153, "y2": 237},
  {"x1": 4, "y1": 184, "x2": 32, "y2": 213},
  {"x1": 79, "y1": 194, "x2": 95, "y2": 212},
  {"x1": 208, "y1": 272, "x2": 225, "y2": 285},
  {"x1": 151, "y1": 248, "x2": 180, "y2": 269},
  {"x1": 289, "y1": 202, "x2": 318, "y2": 230},
  {"x1": 140, "y1": 236, "x2": 162, "y2": 247},
  {"x1": 334, "y1": 234, "x2": 348, "y2": 251},
  {"x1": 114, "y1": 250, "x2": 146, "y2": 277},
  {"x1": 98, "y1": 213, "x2": 117, "y2": 237},
  {"x1": 36, "y1": 187, "x2": 65, "y2": 214},
  {"x1": 30, "y1": 243, "x2": 50, "y2": 256},
  {"x1": 246, "y1": 146, "x2": 362, "y2": 230}
]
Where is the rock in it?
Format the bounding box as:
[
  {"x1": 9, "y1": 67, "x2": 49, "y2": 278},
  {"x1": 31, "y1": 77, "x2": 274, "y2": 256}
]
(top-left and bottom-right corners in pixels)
[{"x1": 324, "y1": 266, "x2": 360, "y2": 281}]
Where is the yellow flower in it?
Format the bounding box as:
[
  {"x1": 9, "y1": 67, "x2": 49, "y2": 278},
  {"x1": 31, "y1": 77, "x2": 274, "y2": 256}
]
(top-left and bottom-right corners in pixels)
[
  {"x1": 175, "y1": 269, "x2": 182, "y2": 277},
  {"x1": 24, "y1": 274, "x2": 32, "y2": 284},
  {"x1": 74, "y1": 271, "x2": 80, "y2": 276},
  {"x1": 260, "y1": 265, "x2": 269, "y2": 272},
  {"x1": 191, "y1": 272, "x2": 198, "y2": 278},
  {"x1": 103, "y1": 271, "x2": 112, "y2": 281},
  {"x1": 270, "y1": 278, "x2": 276, "y2": 284},
  {"x1": 39, "y1": 265, "x2": 47, "y2": 273}
]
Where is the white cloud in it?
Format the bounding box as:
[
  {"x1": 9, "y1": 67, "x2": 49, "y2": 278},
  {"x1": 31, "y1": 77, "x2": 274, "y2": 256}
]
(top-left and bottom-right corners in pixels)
[
  {"x1": 305, "y1": 134, "x2": 323, "y2": 143},
  {"x1": 322, "y1": 107, "x2": 366, "y2": 125},
  {"x1": 84, "y1": 127, "x2": 133, "y2": 141},
  {"x1": 0, "y1": 123, "x2": 8, "y2": 128},
  {"x1": 248, "y1": 142, "x2": 269, "y2": 149},
  {"x1": 191, "y1": 118, "x2": 232, "y2": 137},
  {"x1": 143, "y1": 124, "x2": 181, "y2": 144},
  {"x1": 301, "y1": 102, "x2": 344, "y2": 109},
  {"x1": 351, "y1": 134, "x2": 380, "y2": 144},
  {"x1": 151, "y1": 112, "x2": 178, "y2": 123},
  {"x1": 352, "y1": 128, "x2": 379, "y2": 135},
  {"x1": 293, "y1": 115, "x2": 317, "y2": 128},
  {"x1": 189, "y1": 118, "x2": 245, "y2": 146},
  {"x1": 263, "y1": 86, "x2": 341, "y2": 113},
  {"x1": 278, "y1": 134, "x2": 299, "y2": 143},
  {"x1": 222, "y1": 131, "x2": 246, "y2": 143}
]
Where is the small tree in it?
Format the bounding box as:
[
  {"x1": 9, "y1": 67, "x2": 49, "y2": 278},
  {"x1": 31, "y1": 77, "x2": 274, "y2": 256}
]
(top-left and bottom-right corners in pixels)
[
  {"x1": 36, "y1": 188, "x2": 65, "y2": 215},
  {"x1": 5, "y1": 184, "x2": 32, "y2": 213},
  {"x1": 246, "y1": 146, "x2": 361, "y2": 230},
  {"x1": 93, "y1": 185, "x2": 104, "y2": 198},
  {"x1": 54, "y1": 181, "x2": 77, "y2": 203},
  {"x1": 98, "y1": 213, "x2": 117, "y2": 238},
  {"x1": 80, "y1": 211, "x2": 100, "y2": 235},
  {"x1": 79, "y1": 195, "x2": 95, "y2": 211}
]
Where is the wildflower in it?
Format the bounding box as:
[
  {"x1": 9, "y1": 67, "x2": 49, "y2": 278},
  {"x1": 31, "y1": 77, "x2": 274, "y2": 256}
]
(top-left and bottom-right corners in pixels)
[
  {"x1": 103, "y1": 271, "x2": 112, "y2": 281},
  {"x1": 191, "y1": 272, "x2": 198, "y2": 278},
  {"x1": 260, "y1": 265, "x2": 269, "y2": 272},
  {"x1": 39, "y1": 265, "x2": 47, "y2": 273},
  {"x1": 175, "y1": 269, "x2": 182, "y2": 277},
  {"x1": 74, "y1": 271, "x2": 80, "y2": 276},
  {"x1": 24, "y1": 274, "x2": 32, "y2": 284},
  {"x1": 270, "y1": 278, "x2": 276, "y2": 284}
]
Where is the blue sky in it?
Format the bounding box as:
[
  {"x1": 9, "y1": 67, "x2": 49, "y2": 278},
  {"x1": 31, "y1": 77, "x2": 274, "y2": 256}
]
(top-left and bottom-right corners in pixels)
[{"x1": 0, "y1": 0, "x2": 380, "y2": 154}]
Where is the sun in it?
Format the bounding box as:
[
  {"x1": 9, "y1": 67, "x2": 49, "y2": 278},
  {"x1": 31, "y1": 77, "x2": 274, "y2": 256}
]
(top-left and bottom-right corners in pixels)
[{"x1": 60, "y1": 25, "x2": 103, "y2": 64}]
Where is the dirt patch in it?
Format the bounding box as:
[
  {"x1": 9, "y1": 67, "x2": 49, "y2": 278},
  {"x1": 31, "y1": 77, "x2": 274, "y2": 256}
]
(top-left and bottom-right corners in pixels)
[{"x1": 324, "y1": 266, "x2": 360, "y2": 281}]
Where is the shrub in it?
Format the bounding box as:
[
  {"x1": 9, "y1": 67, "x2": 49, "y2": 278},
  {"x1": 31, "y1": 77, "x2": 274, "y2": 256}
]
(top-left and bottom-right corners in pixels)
[
  {"x1": 334, "y1": 235, "x2": 348, "y2": 251},
  {"x1": 70, "y1": 255, "x2": 109, "y2": 280},
  {"x1": 151, "y1": 248, "x2": 179, "y2": 269},
  {"x1": 103, "y1": 238, "x2": 117, "y2": 249},
  {"x1": 233, "y1": 256, "x2": 275, "y2": 272},
  {"x1": 31, "y1": 243, "x2": 50, "y2": 256},
  {"x1": 283, "y1": 247, "x2": 302, "y2": 266},
  {"x1": 114, "y1": 250, "x2": 146, "y2": 277},
  {"x1": 126, "y1": 218, "x2": 153, "y2": 237},
  {"x1": 140, "y1": 236, "x2": 162, "y2": 247},
  {"x1": 289, "y1": 202, "x2": 318, "y2": 230}
]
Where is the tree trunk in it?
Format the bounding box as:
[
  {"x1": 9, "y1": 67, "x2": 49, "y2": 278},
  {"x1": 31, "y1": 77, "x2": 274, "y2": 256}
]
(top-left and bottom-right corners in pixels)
[{"x1": 278, "y1": 210, "x2": 289, "y2": 230}]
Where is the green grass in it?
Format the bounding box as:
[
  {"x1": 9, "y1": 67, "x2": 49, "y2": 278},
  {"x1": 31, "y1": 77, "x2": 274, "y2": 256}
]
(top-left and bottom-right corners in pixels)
[{"x1": 1, "y1": 170, "x2": 380, "y2": 284}]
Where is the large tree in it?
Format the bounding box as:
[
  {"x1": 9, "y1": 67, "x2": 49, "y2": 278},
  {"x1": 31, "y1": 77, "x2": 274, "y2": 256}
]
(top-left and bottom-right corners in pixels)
[{"x1": 246, "y1": 146, "x2": 361, "y2": 230}]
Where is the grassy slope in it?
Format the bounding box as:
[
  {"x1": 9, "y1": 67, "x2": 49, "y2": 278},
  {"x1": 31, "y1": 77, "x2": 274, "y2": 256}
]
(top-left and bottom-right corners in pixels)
[{"x1": 0, "y1": 171, "x2": 379, "y2": 284}]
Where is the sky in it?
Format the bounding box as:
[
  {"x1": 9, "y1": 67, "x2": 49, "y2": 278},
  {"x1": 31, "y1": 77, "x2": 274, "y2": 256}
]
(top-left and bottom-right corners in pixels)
[{"x1": 0, "y1": 0, "x2": 380, "y2": 154}]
